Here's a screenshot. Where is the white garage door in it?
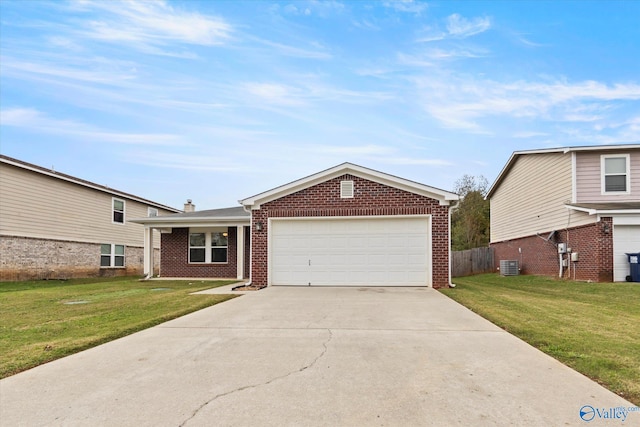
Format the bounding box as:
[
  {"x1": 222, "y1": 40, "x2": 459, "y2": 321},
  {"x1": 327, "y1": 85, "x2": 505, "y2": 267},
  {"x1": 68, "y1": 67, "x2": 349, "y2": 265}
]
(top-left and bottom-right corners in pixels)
[
  {"x1": 270, "y1": 216, "x2": 431, "y2": 286},
  {"x1": 613, "y1": 225, "x2": 640, "y2": 282}
]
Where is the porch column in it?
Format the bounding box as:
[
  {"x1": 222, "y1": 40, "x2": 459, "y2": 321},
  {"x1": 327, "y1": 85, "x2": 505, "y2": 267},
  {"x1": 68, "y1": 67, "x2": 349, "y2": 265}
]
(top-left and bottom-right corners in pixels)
[
  {"x1": 236, "y1": 226, "x2": 245, "y2": 280},
  {"x1": 144, "y1": 227, "x2": 154, "y2": 277}
]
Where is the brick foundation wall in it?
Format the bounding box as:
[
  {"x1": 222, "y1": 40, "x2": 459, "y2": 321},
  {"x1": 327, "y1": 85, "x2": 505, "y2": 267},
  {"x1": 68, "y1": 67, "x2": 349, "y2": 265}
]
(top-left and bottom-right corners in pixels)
[
  {"x1": 160, "y1": 227, "x2": 239, "y2": 278},
  {"x1": 250, "y1": 174, "x2": 452, "y2": 288},
  {"x1": 0, "y1": 235, "x2": 150, "y2": 281},
  {"x1": 491, "y1": 218, "x2": 613, "y2": 282}
]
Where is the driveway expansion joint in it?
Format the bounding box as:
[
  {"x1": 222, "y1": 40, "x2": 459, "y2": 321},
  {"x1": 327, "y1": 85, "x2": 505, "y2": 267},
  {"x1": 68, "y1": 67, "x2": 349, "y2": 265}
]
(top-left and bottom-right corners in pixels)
[{"x1": 178, "y1": 328, "x2": 333, "y2": 427}]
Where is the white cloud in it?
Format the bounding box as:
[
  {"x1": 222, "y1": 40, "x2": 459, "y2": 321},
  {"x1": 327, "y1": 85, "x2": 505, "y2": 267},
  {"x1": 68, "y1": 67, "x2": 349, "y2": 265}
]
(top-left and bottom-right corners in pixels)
[
  {"x1": 243, "y1": 83, "x2": 305, "y2": 106},
  {"x1": 122, "y1": 151, "x2": 248, "y2": 172},
  {"x1": 381, "y1": 157, "x2": 454, "y2": 166},
  {"x1": 312, "y1": 144, "x2": 393, "y2": 156},
  {"x1": 417, "y1": 14, "x2": 490, "y2": 43},
  {"x1": 413, "y1": 75, "x2": 640, "y2": 132},
  {"x1": 1, "y1": 57, "x2": 137, "y2": 85},
  {"x1": 446, "y1": 13, "x2": 491, "y2": 38},
  {"x1": 72, "y1": 0, "x2": 232, "y2": 51},
  {"x1": 383, "y1": 1, "x2": 428, "y2": 15},
  {"x1": 0, "y1": 108, "x2": 184, "y2": 146},
  {"x1": 254, "y1": 38, "x2": 332, "y2": 59},
  {"x1": 512, "y1": 131, "x2": 549, "y2": 138}
]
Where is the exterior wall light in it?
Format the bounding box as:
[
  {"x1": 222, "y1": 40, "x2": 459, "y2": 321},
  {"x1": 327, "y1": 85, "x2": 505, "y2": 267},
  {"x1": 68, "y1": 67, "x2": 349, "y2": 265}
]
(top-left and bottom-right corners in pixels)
[{"x1": 255, "y1": 222, "x2": 263, "y2": 231}]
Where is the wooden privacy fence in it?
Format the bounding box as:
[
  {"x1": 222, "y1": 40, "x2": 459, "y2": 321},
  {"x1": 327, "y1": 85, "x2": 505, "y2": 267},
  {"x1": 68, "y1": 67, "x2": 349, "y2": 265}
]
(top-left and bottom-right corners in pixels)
[{"x1": 452, "y1": 247, "x2": 495, "y2": 278}]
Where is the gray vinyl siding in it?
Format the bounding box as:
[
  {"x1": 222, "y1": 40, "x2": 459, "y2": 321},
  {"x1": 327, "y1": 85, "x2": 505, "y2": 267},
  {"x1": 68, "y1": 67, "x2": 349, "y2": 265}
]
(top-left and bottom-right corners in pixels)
[
  {"x1": 491, "y1": 152, "x2": 593, "y2": 243},
  {"x1": 0, "y1": 163, "x2": 171, "y2": 247},
  {"x1": 576, "y1": 150, "x2": 640, "y2": 202}
]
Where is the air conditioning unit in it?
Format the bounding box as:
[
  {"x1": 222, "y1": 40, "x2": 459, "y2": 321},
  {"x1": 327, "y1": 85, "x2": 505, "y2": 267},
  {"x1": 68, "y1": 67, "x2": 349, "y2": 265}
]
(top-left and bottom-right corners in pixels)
[{"x1": 500, "y1": 260, "x2": 519, "y2": 276}]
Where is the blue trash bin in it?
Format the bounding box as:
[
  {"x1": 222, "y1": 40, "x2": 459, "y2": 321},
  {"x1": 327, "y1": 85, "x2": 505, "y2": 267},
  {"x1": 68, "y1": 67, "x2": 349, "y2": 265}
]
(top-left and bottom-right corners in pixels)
[{"x1": 626, "y1": 253, "x2": 640, "y2": 282}]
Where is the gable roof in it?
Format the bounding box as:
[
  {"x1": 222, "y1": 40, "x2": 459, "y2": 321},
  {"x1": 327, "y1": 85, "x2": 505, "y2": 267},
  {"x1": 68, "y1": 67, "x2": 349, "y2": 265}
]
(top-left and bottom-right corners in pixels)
[
  {"x1": 239, "y1": 162, "x2": 459, "y2": 209},
  {"x1": 487, "y1": 144, "x2": 640, "y2": 199},
  {"x1": 0, "y1": 154, "x2": 180, "y2": 213}
]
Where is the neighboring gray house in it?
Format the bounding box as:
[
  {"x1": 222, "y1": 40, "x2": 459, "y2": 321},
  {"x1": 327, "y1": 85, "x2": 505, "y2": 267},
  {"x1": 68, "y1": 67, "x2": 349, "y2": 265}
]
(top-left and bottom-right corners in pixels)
[
  {"x1": 0, "y1": 155, "x2": 180, "y2": 280},
  {"x1": 488, "y1": 145, "x2": 640, "y2": 282}
]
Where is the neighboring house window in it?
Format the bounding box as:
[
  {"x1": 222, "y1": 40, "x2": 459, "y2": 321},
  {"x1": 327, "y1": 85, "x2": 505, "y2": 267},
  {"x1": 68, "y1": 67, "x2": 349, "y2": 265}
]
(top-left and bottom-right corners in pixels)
[
  {"x1": 101, "y1": 244, "x2": 125, "y2": 267},
  {"x1": 602, "y1": 154, "x2": 630, "y2": 194},
  {"x1": 113, "y1": 198, "x2": 125, "y2": 223},
  {"x1": 189, "y1": 230, "x2": 228, "y2": 263},
  {"x1": 148, "y1": 207, "x2": 158, "y2": 217}
]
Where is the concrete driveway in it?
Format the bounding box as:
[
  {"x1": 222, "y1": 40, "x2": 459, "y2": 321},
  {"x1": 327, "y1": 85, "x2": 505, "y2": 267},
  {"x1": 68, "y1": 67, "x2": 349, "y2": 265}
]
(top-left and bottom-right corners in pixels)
[{"x1": 0, "y1": 286, "x2": 634, "y2": 426}]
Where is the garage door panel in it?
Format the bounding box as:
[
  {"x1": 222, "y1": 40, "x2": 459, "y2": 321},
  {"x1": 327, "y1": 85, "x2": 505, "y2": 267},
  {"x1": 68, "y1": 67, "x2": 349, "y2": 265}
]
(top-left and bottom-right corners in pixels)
[
  {"x1": 613, "y1": 225, "x2": 640, "y2": 282},
  {"x1": 270, "y1": 217, "x2": 431, "y2": 286}
]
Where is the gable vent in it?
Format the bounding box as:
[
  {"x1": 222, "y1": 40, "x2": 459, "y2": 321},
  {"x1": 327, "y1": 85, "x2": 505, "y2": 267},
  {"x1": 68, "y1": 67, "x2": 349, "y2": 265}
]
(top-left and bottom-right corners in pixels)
[{"x1": 340, "y1": 180, "x2": 354, "y2": 198}]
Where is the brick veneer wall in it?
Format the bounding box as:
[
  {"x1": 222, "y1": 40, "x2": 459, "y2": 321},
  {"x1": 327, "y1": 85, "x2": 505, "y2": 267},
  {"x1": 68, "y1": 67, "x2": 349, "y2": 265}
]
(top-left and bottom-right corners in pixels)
[
  {"x1": 160, "y1": 227, "x2": 238, "y2": 278},
  {"x1": 250, "y1": 174, "x2": 452, "y2": 288},
  {"x1": 491, "y1": 218, "x2": 613, "y2": 282},
  {"x1": 0, "y1": 235, "x2": 149, "y2": 281}
]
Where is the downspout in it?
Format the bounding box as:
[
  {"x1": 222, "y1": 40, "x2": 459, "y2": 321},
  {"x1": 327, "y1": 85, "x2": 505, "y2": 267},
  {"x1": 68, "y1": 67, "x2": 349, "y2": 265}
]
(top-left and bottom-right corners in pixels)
[
  {"x1": 448, "y1": 200, "x2": 460, "y2": 288},
  {"x1": 144, "y1": 226, "x2": 154, "y2": 280},
  {"x1": 241, "y1": 204, "x2": 253, "y2": 287}
]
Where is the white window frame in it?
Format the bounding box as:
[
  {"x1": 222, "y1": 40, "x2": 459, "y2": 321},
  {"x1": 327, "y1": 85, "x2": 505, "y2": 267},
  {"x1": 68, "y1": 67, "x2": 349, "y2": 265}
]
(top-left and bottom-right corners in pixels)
[
  {"x1": 148, "y1": 207, "x2": 158, "y2": 217},
  {"x1": 101, "y1": 244, "x2": 125, "y2": 268},
  {"x1": 601, "y1": 154, "x2": 631, "y2": 195},
  {"x1": 112, "y1": 198, "x2": 125, "y2": 224},
  {"x1": 188, "y1": 228, "x2": 228, "y2": 264}
]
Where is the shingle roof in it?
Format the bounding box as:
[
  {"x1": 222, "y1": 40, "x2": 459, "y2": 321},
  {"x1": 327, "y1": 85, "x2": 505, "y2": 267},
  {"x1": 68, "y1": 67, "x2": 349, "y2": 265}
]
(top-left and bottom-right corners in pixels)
[{"x1": 162, "y1": 206, "x2": 249, "y2": 219}]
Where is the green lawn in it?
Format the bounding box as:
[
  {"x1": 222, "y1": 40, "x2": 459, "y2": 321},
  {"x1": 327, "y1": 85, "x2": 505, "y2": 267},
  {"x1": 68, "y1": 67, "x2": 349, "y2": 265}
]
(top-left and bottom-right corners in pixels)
[
  {"x1": 441, "y1": 274, "x2": 640, "y2": 406},
  {"x1": 0, "y1": 277, "x2": 237, "y2": 378}
]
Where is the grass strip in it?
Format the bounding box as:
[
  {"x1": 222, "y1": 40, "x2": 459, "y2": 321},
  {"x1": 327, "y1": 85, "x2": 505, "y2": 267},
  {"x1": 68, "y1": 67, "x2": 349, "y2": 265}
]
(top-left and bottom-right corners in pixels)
[
  {"x1": 0, "y1": 277, "x2": 237, "y2": 378},
  {"x1": 441, "y1": 274, "x2": 640, "y2": 406}
]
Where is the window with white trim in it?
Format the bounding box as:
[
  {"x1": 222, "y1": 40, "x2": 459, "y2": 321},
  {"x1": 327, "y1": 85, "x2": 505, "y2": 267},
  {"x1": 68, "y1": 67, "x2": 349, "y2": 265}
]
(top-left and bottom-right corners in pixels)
[
  {"x1": 602, "y1": 154, "x2": 630, "y2": 194},
  {"x1": 189, "y1": 229, "x2": 228, "y2": 263},
  {"x1": 101, "y1": 244, "x2": 125, "y2": 267},
  {"x1": 113, "y1": 198, "x2": 125, "y2": 224},
  {"x1": 148, "y1": 207, "x2": 158, "y2": 217}
]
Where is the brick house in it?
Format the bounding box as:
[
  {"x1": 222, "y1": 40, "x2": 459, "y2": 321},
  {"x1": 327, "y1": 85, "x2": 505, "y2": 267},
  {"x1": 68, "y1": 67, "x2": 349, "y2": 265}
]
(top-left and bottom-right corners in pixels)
[
  {"x1": 488, "y1": 145, "x2": 640, "y2": 282},
  {"x1": 0, "y1": 155, "x2": 181, "y2": 280},
  {"x1": 132, "y1": 163, "x2": 459, "y2": 288}
]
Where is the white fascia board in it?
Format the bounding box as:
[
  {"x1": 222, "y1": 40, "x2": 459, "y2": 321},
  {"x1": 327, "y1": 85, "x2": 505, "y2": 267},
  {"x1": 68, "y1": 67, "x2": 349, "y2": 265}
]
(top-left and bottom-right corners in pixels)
[
  {"x1": 613, "y1": 216, "x2": 640, "y2": 226},
  {"x1": 563, "y1": 144, "x2": 640, "y2": 153},
  {"x1": 129, "y1": 217, "x2": 250, "y2": 228},
  {"x1": 240, "y1": 162, "x2": 458, "y2": 209},
  {"x1": 565, "y1": 205, "x2": 640, "y2": 216}
]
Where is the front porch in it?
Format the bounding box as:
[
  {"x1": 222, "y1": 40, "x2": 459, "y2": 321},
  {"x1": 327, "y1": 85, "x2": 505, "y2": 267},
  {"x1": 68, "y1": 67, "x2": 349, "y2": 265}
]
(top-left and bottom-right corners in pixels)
[{"x1": 131, "y1": 206, "x2": 251, "y2": 280}]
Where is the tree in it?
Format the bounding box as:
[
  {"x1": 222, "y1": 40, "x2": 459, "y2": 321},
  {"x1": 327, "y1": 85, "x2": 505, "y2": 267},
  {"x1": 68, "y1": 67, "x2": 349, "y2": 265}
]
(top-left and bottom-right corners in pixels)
[{"x1": 451, "y1": 175, "x2": 490, "y2": 251}]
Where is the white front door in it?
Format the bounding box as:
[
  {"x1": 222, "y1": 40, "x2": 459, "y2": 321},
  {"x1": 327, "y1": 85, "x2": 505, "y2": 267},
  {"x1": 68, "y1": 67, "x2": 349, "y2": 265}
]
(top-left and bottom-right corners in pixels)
[{"x1": 269, "y1": 216, "x2": 431, "y2": 286}]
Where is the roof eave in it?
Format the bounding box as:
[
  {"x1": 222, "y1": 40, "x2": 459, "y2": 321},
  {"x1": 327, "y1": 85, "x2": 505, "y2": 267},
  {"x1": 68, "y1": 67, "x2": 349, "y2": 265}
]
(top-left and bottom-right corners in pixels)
[
  {"x1": 129, "y1": 216, "x2": 251, "y2": 227},
  {"x1": 565, "y1": 205, "x2": 640, "y2": 216}
]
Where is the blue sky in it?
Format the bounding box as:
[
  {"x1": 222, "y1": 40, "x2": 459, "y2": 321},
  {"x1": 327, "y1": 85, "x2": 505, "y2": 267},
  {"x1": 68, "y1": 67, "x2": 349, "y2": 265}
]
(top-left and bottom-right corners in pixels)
[{"x1": 1, "y1": 1, "x2": 639, "y2": 209}]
